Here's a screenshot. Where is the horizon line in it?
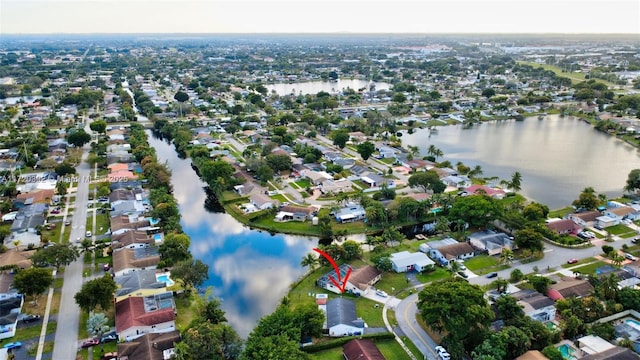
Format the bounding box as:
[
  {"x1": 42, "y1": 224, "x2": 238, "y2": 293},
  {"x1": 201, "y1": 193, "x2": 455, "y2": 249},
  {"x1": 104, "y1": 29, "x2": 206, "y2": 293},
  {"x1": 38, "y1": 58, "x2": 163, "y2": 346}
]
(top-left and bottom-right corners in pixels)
[{"x1": 2, "y1": 31, "x2": 639, "y2": 36}]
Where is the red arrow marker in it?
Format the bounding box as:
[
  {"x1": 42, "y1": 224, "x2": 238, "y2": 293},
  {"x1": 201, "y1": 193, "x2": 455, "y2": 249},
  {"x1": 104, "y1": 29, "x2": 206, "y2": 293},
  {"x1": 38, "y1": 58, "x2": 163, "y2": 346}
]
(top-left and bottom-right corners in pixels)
[{"x1": 313, "y1": 247, "x2": 352, "y2": 293}]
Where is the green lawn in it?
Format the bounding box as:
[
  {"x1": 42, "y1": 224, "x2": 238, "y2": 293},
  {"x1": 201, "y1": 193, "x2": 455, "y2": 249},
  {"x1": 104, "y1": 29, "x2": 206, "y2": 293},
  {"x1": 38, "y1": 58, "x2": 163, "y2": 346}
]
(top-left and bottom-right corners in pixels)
[
  {"x1": 571, "y1": 261, "x2": 608, "y2": 276},
  {"x1": 11, "y1": 321, "x2": 57, "y2": 342},
  {"x1": 561, "y1": 257, "x2": 595, "y2": 268},
  {"x1": 356, "y1": 298, "x2": 385, "y2": 327},
  {"x1": 464, "y1": 255, "x2": 499, "y2": 271},
  {"x1": 606, "y1": 224, "x2": 635, "y2": 236},
  {"x1": 415, "y1": 267, "x2": 450, "y2": 284},
  {"x1": 548, "y1": 206, "x2": 574, "y2": 219},
  {"x1": 294, "y1": 179, "x2": 311, "y2": 189}
]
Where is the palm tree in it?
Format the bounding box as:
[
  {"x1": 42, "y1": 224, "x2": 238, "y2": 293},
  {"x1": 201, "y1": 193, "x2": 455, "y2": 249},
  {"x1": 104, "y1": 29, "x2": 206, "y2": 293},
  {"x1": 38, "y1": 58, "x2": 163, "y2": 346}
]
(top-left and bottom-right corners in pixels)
[
  {"x1": 598, "y1": 273, "x2": 619, "y2": 300},
  {"x1": 510, "y1": 171, "x2": 523, "y2": 193},
  {"x1": 448, "y1": 261, "x2": 462, "y2": 276},
  {"x1": 407, "y1": 145, "x2": 420, "y2": 157},
  {"x1": 610, "y1": 253, "x2": 624, "y2": 268},
  {"x1": 427, "y1": 145, "x2": 438, "y2": 157},
  {"x1": 300, "y1": 253, "x2": 318, "y2": 271},
  {"x1": 493, "y1": 278, "x2": 509, "y2": 293},
  {"x1": 500, "y1": 248, "x2": 514, "y2": 266},
  {"x1": 469, "y1": 165, "x2": 484, "y2": 178}
]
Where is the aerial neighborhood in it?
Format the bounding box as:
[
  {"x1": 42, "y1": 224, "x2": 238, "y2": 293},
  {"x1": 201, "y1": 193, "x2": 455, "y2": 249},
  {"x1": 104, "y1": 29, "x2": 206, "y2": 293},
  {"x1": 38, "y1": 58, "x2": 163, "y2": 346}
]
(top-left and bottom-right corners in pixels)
[{"x1": 0, "y1": 33, "x2": 638, "y2": 360}]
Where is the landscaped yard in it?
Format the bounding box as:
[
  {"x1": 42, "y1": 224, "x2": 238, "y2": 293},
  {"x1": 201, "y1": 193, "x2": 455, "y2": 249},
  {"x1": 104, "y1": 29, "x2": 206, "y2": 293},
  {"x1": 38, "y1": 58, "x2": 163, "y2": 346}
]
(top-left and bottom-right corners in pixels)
[
  {"x1": 294, "y1": 178, "x2": 311, "y2": 189},
  {"x1": 571, "y1": 260, "x2": 608, "y2": 276},
  {"x1": 606, "y1": 224, "x2": 636, "y2": 237},
  {"x1": 464, "y1": 255, "x2": 499, "y2": 271},
  {"x1": 309, "y1": 338, "x2": 411, "y2": 359}
]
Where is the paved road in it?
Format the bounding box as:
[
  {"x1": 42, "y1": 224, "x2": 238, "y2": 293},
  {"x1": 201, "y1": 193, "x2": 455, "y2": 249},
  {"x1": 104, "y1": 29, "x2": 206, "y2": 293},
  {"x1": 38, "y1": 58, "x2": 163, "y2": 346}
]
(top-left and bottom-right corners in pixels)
[
  {"x1": 51, "y1": 146, "x2": 92, "y2": 360},
  {"x1": 396, "y1": 290, "x2": 441, "y2": 360}
]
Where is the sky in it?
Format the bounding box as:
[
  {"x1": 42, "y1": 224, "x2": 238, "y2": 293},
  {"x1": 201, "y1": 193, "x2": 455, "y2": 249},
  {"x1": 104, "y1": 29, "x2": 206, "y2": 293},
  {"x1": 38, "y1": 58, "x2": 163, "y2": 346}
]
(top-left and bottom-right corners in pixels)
[{"x1": 1, "y1": 0, "x2": 639, "y2": 34}]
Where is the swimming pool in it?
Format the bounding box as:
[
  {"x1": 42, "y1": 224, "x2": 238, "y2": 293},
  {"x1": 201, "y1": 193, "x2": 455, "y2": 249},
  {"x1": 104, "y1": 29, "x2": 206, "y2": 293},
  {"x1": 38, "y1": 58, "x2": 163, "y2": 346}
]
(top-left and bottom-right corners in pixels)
[
  {"x1": 156, "y1": 273, "x2": 175, "y2": 286},
  {"x1": 557, "y1": 344, "x2": 577, "y2": 360},
  {"x1": 626, "y1": 318, "x2": 640, "y2": 330},
  {"x1": 153, "y1": 234, "x2": 162, "y2": 243}
]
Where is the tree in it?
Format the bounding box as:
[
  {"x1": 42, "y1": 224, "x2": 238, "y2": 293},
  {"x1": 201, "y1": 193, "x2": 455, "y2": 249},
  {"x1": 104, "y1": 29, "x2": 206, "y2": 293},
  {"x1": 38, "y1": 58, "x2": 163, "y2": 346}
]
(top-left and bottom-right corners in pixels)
[
  {"x1": 30, "y1": 243, "x2": 79, "y2": 269},
  {"x1": 342, "y1": 240, "x2": 362, "y2": 260},
  {"x1": 528, "y1": 275, "x2": 552, "y2": 294},
  {"x1": 332, "y1": 130, "x2": 349, "y2": 149},
  {"x1": 87, "y1": 312, "x2": 110, "y2": 343},
  {"x1": 495, "y1": 295, "x2": 524, "y2": 321},
  {"x1": 66, "y1": 129, "x2": 91, "y2": 147},
  {"x1": 158, "y1": 233, "x2": 192, "y2": 268},
  {"x1": 572, "y1": 187, "x2": 599, "y2": 210},
  {"x1": 408, "y1": 170, "x2": 446, "y2": 193},
  {"x1": 448, "y1": 195, "x2": 503, "y2": 229},
  {"x1": 176, "y1": 322, "x2": 242, "y2": 360},
  {"x1": 371, "y1": 254, "x2": 393, "y2": 272},
  {"x1": 522, "y1": 202, "x2": 549, "y2": 222},
  {"x1": 625, "y1": 169, "x2": 640, "y2": 193},
  {"x1": 510, "y1": 268, "x2": 524, "y2": 283},
  {"x1": 562, "y1": 315, "x2": 585, "y2": 339},
  {"x1": 514, "y1": 228, "x2": 544, "y2": 252},
  {"x1": 356, "y1": 141, "x2": 375, "y2": 160},
  {"x1": 74, "y1": 275, "x2": 117, "y2": 313},
  {"x1": 12, "y1": 267, "x2": 52, "y2": 304},
  {"x1": 500, "y1": 248, "x2": 514, "y2": 265},
  {"x1": 417, "y1": 278, "x2": 493, "y2": 350},
  {"x1": 54, "y1": 162, "x2": 76, "y2": 176},
  {"x1": 174, "y1": 90, "x2": 189, "y2": 118},
  {"x1": 510, "y1": 171, "x2": 523, "y2": 192},
  {"x1": 299, "y1": 253, "x2": 317, "y2": 271},
  {"x1": 171, "y1": 259, "x2": 209, "y2": 291},
  {"x1": 542, "y1": 345, "x2": 564, "y2": 360},
  {"x1": 89, "y1": 120, "x2": 107, "y2": 134},
  {"x1": 265, "y1": 154, "x2": 293, "y2": 172},
  {"x1": 618, "y1": 287, "x2": 640, "y2": 310}
]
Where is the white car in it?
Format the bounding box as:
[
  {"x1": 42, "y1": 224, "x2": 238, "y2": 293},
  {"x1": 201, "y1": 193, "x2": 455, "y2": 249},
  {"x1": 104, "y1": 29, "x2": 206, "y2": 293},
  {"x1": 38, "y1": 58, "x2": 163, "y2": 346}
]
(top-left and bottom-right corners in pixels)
[
  {"x1": 375, "y1": 290, "x2": 388, "y2": 298},
  {"x1": 435, "y1": 346, "x2": 447, "y2": 354}
]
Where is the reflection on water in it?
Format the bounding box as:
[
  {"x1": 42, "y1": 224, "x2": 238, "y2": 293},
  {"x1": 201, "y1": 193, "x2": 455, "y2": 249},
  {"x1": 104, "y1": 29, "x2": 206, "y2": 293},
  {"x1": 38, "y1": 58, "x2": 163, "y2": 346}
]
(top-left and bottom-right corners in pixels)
[
  {"x1": 147, "y1": 131, "x2": 318, "y2": 337},
  {"x1": 267, "y1": 79, "x2": 390, "y2": 95},
  {"x1": 402, "y1": 115, "x2": 640, "y2": 209}
]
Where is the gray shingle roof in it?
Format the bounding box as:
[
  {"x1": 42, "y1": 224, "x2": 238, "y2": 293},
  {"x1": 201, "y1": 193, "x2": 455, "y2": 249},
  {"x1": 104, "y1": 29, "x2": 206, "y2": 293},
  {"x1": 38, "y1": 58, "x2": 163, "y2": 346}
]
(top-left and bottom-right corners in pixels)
[{"x1": 326, "y1": 298, "x2": 360, "y2": 329}]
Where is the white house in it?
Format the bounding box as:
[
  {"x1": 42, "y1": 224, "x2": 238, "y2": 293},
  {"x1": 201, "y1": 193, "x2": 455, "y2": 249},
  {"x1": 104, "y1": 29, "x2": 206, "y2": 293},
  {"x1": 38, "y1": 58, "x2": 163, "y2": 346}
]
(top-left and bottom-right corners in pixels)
[
  {"x1": 390, "y1": 251, "x2": 435, "y2": 273},
  {"x1": 345, "y1": 265, "x2": 382, "y2": 296},
  {"x1": 326, "y1": 298, "x2": 365, "y2": 337},
  {"x1": 467, "y1": 230, "x2": 515, "y2": 256},
  {"x1": 334, "y1": 204, "x2": 366, "y2": 223},
  {"x1": 317, "y1": 264, "x2": 352, "y2": 294},
  {"x1": 604, "y1": 206, "x2": 639, "y2": 222},
  {"x1": 596, "y1": 215, "x2": 617, "y2": 228},
  {"x1": 0, "y1": 295, "x2": 23, "y2": 340},
  {"x1": 512, "y1": 290, "x2": 556, "y2": 323}
]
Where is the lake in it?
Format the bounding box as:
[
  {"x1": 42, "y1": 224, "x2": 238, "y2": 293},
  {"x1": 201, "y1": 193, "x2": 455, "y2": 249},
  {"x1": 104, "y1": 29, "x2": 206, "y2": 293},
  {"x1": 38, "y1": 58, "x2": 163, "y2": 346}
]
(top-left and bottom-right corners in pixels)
[
  {"x1": 147, "y1": 131, "x2": 319, "y2": 338},
  {"x1": 402, "y1": 115, "x2": 640, "y2": 209},
  {"x1": 266, "y1": 79, "x2": 390, "y2": 95}
]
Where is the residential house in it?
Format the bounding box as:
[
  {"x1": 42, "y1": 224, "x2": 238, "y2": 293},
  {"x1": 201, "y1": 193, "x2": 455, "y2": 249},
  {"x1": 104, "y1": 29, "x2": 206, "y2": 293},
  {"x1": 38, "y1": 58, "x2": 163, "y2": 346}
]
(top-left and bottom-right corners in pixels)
[
  {"x1": 467, "y1": 230, "x2": 515, "y2": 256},
  {"x1": 428, "y1": 242, "x2": 476, "y2": 266},
  {"x1": 515, "y1": 350, "x2": 550, "y2": 360},
  {"x1": 112, "y1": 246, "x2": 160, "y2": 277},
  {"x1": 110, "y1": 215, "x2": 152, "y2": 236},
  {"x1": 304, "y1": 170, "x2": 334, "y2": 186},
  {"x1": 580, "y1": 346, "x2": 640, "y2": 360},
  {"x1": 568, "y1": 211, "x2": 601, "y2": 227},
  {"x1": 345, "y1": 265, "x2": 382, "y2": 296},
  {"x1": 274, "y1": 205, "x2": 316, "y2": 223},
  {"x1": 117, "y1": 330, "x2": 181, "y2": 360},
  {"x1": 511, "y1": 289, "x2": 556, "y2": 322},
  {"x1": 405, "y1": 159, "x2": 435, "y2": 172},
  {"x1": 389, "y1": 251, "x2": 435, "y2": 273},
  {"x1": 115, "y1": 269, "x2": 167, "y2": 302},
  {"x1": 318, "y1": 264, "x2": 352, "y2": 294},
  {"x1": 376, "y1": 146, "x2": 397, "y2": 159},
  {"x1": 13, "y1": 189, "x2": 54, "y2": 208},
  {"x1": 441, "y1": 175, "x2": 472, "y2": 189},
  {"x1": 111, "y1": 230, "x2": 157, "y2": 251},
  {"x1": 333, "y1": 158, "x2": 356, "y2": 169},
  {"x1": 249, "y1": 193, "x2": 277, "y2": 210},
  {"x1": 320, "y1": 179, "x2": 354, "y2": 194},
  {"x1": 7, "y1": 204, "x2": 47, "y2": 248},
  {"x1": 546, "y1": 219, "x2": 578, "y2": 235},
  {"x1": 595, "y1": 216, "x2": 617, "y2": 228},
  {"x1": 334, "y1": 204, "x2": 366, "y2": 223},
  {"x1": 577, "y1": 335, "x2": 616, "y2": 356},
  {"x1": 547, "y1": 279, "x2": 594, "y2": 301},
  {"x1": 115, "y1": 293, "x2": 176, "y2": 339},
  {"x1": 326, "y1": 298, "x2": 365, "y2": 337},
  {"x1": 343, "y1": 339, "x2": 386, "y2": 360},
  {"x1": 0, "y1": 250, "x2": 35, "y2": 269},
  {"x1": 108, "y1": 169, "x2": 138, "y2": 183},
  {"x1": 463, "y1": 185, "x2": 506, "y2": 199},
  {"x1": 360, "y1": 173, "x2": 393, "y2": 188},
  {"x1": 604, "y1": 206, "x2": 639, "y2": 222},
  {"x1": 0, "y1": 295, "x2": 23, "y2": 340}
]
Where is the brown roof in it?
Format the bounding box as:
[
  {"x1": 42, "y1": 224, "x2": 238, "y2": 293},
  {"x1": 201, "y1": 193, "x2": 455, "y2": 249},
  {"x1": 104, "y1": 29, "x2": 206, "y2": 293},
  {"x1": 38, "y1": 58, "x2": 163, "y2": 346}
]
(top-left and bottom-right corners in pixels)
[
  {"x1": 438, "y1": 243, "x2": 475, "y2": 260},
  {"x1": 16, "y1": 189, "x2": 55, "y2": 204},
  {"x1": 516, "y1": 350, "x2": 549, "y2": 360},
  {"x1": 581, "y1": 346, "x2": 640, "y2": 360},
  {"x1": 0, "y1": 250, "x2": 35, "y2": 269},
  {"x1": 546, "y1": 219, "x2": 577, "y2": 233},
  {"x1": 343, "y1": 339, "x2": 386, "y2": 360},
  {"x1": 110, "y1": 215, "x2": 151, "y2": 232},
  {"x1": 111, "y1": 231, "x2": 154, "y2": 250},
  {"x1": 112, "y1": 248, "x2": 160, "y2": 274},
  {"x1": 280, "y1": 205, "x2": 315, "y2": 215},
  {"x1": 609, "y1": 206, "x2": 635, "y2": 217},
  {"x1": 118, "y1": 330, "x2": 181, "y2": 360},
  {"x1": 547, "y1": 279, "x2": 594, "y2": 300},
  {"x1": 115, "y1": 297, "x2": 175, "y2": 334},
  {"x1": 348, "y1": 265, "x2": 381, "y2": 291},
  {"x1": 571, "y1": 211, "x2": 601, "y2": 222}
]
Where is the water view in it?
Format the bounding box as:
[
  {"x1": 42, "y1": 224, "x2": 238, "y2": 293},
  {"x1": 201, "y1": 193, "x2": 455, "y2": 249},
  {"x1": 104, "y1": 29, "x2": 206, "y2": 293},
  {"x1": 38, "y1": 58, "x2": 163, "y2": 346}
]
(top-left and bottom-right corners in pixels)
[
  {"x1": 266, "y1": 79, "x2": 390, "y2": 95},
  {"x1": 402, "y1": 115, "x2": 640, "y2": 209},
  {"x1": 148, "y1": 131, "x2": 319, "y2": 337}
]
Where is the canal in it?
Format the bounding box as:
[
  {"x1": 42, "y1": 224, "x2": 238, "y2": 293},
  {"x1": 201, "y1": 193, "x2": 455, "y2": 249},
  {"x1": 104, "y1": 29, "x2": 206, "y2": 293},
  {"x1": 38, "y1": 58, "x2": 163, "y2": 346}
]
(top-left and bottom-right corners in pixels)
[
  {"x1": 402, "y1": 115, "x2": 640, "y2": 209},
  {"x1": 147, "y1": 131, "x2": 319, "y2": 337}
]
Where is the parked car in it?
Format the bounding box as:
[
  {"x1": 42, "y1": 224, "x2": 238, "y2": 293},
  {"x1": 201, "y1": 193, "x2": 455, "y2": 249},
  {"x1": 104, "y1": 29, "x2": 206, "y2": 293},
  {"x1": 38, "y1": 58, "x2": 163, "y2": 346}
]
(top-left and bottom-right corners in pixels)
[
  {"x1": 64, "y1": 220, "x2": 71, "y2": 226},
  {"x1": 375, "y1": 290, "x2": 388, "y2": 298},
  {"x1": 80, "y1": 338, "x2": 99, "y2": 348},
  {"x1": 567, "y1": 258, "x2": 579, "y2": 264},
  {"x1": 102, "y1": 352, "x2": 118, "y2": 360},
  {"x1": 486, "y1": 272, "x2": 498, "y2": 278},
  {"x1": 3, "y1": 342, "x2": 22, "y2": 351},
  {"x1": 435, "y1": 346, "x2": 447, "y2": 354},
  {"x1": 457, "y1": 271, "x2": 469, "y2": 279},
  {"x1": 21, "y1": 314, "x2": 41, "y2": 323},
  {"x1": 594, "y1": 224, "x2": 604, "y2": 230},
  {"x1": 632, "y1": 237, "x2": 640, "y2": 244},
  {"x1": 85, "y1": 231, "x2": 92, "y2": 238},
  {"x1": 100, "y1": 332, "x2": 118, "y2": 343},
  {"x1": 625, "y1": 253, "x2": 637, "y2": 261}
]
